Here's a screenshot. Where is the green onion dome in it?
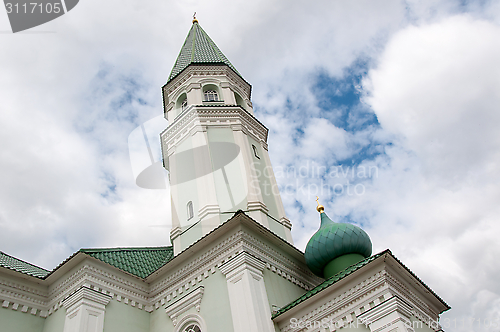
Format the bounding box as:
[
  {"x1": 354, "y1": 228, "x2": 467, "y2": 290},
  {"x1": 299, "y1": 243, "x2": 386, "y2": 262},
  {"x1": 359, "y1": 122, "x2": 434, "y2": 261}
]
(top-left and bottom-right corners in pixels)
[{"x1": 304, "y1": 202, "x2": 372, "y2": 279}]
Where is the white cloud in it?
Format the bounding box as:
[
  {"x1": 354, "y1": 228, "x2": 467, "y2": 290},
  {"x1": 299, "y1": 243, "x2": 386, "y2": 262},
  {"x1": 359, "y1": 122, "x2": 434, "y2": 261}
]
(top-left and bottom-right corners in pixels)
[
  {"x1": 360, "y1": 15, "x2": 500, "y2": 330},
  {"x1": 365, "y1": 15, "x2": 500, "y2": 187}
]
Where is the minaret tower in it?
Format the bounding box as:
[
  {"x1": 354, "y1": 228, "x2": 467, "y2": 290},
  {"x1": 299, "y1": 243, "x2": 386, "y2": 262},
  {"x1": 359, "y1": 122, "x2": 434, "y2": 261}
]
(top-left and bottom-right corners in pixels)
[{"x1": 161, "y1": 19, "x2": 292, "y2": 254}]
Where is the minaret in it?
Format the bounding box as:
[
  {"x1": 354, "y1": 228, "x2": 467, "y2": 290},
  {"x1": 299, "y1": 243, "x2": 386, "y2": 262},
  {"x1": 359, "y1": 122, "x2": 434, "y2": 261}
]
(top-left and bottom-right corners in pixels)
[{"x1": 161, "y1": 19, "x2": 293, "y2": 255}]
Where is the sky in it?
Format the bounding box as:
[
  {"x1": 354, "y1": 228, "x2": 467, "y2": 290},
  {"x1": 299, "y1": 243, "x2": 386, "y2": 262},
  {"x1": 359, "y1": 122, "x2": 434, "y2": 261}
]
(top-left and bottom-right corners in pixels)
[{"x1": 1, "y1": 0, "x2": 500, "y2": 330}]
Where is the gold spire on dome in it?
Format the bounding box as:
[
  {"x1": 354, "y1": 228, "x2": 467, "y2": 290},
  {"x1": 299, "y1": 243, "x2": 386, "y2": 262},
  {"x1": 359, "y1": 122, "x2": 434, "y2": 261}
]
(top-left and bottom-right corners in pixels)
[
  {"x1": 316, "y1": 196, "x2": 324, "y2": 213},
  {"x1": 192, "y1": 12, "x2": 198, "y2": 23}
]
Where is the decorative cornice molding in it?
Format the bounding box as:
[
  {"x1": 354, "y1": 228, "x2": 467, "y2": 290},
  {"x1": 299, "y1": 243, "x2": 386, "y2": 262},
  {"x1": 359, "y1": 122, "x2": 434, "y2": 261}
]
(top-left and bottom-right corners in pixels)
[
  {"x1": 276, "y1": 270, "x2": 390, "y2": 332},
  {"x1": 161, "y1": 107, "x2": 268, "y2": 152},
  {"x1": 0, "y1": 232, "x2": 312, "y2": 320},
  {"x1": 62, "y1": 286, "x2": 111, "y2": 313},
  {"x1": 359, "y1": 295, "x2": 416, "y2": 332},
  {"x1": 358, "y1": 295, "x2": 412, "y2": 325},
  {"x1": 164, "y1": 65, "x2": 251, "y2": 101},
  {"x1": 276, "y1": 261, "x2": 446, "y2": 332},
  {"x1": 240, "y1": 232, "x2": 320, "y2": 289},
  {"x1": 219, "y1": 252, "x2": 265, "y2": 280},
  {"x1": 165, "y1": 286, "x2": 204, "y2": 327},
  {"x1": 385, "y1": 268, "x2": 439, "y2": 319},
  {"x1": 0, "y1": 222, "x2": 361, "y2": 322},
  {"x1": 148, "y1": 227, "x2": 317, "y2": 313}
]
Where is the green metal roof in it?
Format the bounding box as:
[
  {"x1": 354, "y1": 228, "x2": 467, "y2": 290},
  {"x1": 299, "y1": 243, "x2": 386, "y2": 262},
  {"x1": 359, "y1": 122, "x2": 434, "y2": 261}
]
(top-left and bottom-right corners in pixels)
[
  {"x1": 0, "y1": 251, "x2": 50, "y2": 278},
  {"x1": 81, "y1": 246, "x2": 174, "y2": 278},
  {"x1": 168, "y1": 21, "x2": 240, "y2": 83},
  {"x1": 0, "y1": 246, "x2": 174, "y2": 280},
  {"x1": 272, "y1": 250, "x2": 387, "y2": 318}
]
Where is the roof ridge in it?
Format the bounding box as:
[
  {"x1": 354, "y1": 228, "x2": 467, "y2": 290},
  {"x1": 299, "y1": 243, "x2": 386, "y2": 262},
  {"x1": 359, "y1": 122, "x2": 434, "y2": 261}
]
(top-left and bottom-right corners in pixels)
[
  {"x1": 80, "y1": 246, "x2": 172, "y2": 253},
  {"x1": 190, "y1": 23, "x2": 197, "y2": 63}
]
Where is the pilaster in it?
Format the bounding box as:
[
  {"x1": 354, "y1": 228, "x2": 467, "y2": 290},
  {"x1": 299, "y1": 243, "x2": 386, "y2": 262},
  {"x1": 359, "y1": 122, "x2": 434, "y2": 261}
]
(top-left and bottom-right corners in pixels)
[
  {"x1": 62, "y1": 286, "x2": 111, "y2": 332},
  {"x1": 220, "y1": 81, "x2": 237, "y2": 105},
  {"x1": 219, "y1": 252, "x2": 275, "y2": 332},
  {"x1": 187, "y1": 83, "x2": 202, "y2": 105},
  {"x1": 359, "y1": 296, "x2": 416, "y2": 332}
]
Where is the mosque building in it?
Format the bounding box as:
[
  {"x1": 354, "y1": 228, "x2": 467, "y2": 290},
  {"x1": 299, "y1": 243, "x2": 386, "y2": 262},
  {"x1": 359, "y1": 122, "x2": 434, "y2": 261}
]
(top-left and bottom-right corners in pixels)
[{"x1": 0, "y1": 19, "x2": 449, "y2": 332}]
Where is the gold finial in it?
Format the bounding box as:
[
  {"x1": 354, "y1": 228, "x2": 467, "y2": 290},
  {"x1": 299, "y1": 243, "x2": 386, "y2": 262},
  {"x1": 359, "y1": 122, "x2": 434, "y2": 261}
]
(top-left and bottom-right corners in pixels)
[
  {"x1": 192, "y1": 12, "x2": 198, "y2": 23},
  {"x1": 316, "y1": 196, "x2": 325, "y2": 213}
]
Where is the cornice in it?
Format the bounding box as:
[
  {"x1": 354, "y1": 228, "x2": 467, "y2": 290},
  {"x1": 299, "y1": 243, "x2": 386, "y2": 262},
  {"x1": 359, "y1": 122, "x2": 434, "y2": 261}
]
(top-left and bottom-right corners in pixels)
[
  {"x1": 163, "y1": 65, "x2": 251, "y2": 101},
  {"x1": 147, "y1": 219, "x2": 318, "y2": 312},
  {"x1": 219, "y1": 252, "x2": 265, "y2": 279},
  {"x1": 0, "y1": 259, "x2": 154, "y2": 318},
  {"x1": 3, "y1": 219, "x2": 414, "y2": 325},
  {"x1": 0, "y1": 226, "x2": 310, "y2": 320},
  {"x1": 62, "y1": 286, "x2": 111, "y2": 311},
  {"x1": 240, "y1": 232, "x2": 320, "y2": 289},
  {"x1": 275, "y1": 262, "x2": 446, "y2": 332},
  {"x1": 385, "y1": 267, "x2": 439, "y2": 319},
  {"x1": 161, "y1": 106, "x2": 268, "y2": 151},
  {"x1": 276, "y1": 270, "x2": 391, "y2": 332},
  {"x1": 165, "y1": 286, "x2": 204, "y2": 326}
]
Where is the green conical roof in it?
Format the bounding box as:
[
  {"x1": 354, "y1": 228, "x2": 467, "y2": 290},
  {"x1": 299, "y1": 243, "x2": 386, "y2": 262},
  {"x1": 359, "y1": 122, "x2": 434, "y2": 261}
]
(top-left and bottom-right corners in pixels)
[
  {"x1": 304, "y1": 211, "x2": 372, "y2": 278},
  {"x1": 168, "y1": 21, "x2": 241, "y2": 83}
]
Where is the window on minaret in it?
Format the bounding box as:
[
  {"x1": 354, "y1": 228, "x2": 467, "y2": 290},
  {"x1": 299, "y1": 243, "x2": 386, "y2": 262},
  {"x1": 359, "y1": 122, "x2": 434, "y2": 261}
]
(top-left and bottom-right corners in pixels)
[
  {"x1": 252, "y1": 145, "x2": 260, "y2": 159},
  {"x1": 187, "y1": 201, "x2": 194, "y2": 220},
  {"x1": 204, "y1": 90, "x2": 219, "y2": 102},
  {"x1": 181, "y1": 98, "x2": 187, "y2": 111}
]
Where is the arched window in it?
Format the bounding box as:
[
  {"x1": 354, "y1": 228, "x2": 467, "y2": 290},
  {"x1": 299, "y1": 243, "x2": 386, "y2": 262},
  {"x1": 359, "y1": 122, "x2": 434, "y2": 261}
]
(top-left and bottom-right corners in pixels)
[
  {"x1": 175, "y1": 314, "x2": 206, "y2": 332},
  {"x1": 176, "y1": 93, "x2": 188, "y2": 116},
  {"x1": 183, "y1": 324, "x2": 201, "y2": 332},
  {"x1": 204, "y1": 90, "x2": 219, "y2": 102},
  {"x1": 252, "y1": 144, "x2": 260, "y2": 159},
  {"x1": 187, "y1": 201, "x2": 194, "y2": 220}
]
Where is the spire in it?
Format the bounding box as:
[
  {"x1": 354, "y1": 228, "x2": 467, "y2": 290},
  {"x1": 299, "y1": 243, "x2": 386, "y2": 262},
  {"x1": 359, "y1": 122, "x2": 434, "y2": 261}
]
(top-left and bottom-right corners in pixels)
[
  {"x1": 167, "y1": 20, "x2": 241, "y2": 83},
  {"x1": 316, "y1": 196, "x2": 324, "y2": 213}
]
